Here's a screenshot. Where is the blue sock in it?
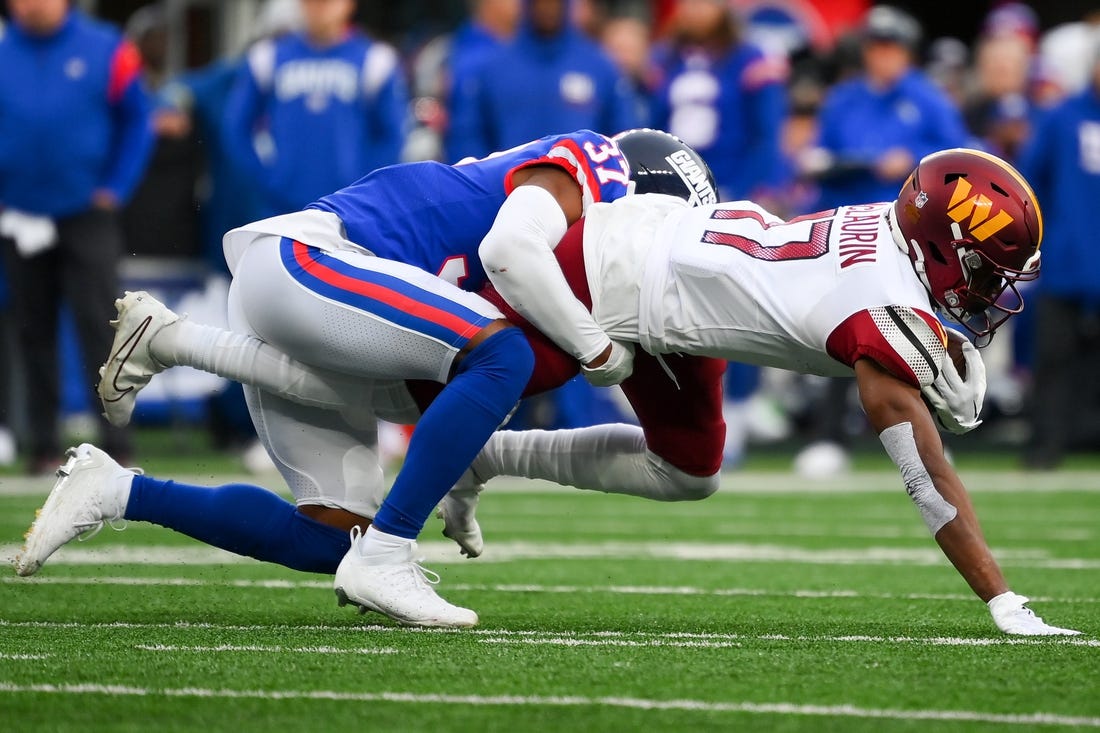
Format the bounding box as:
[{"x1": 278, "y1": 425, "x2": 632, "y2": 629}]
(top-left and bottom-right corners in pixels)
[
  {"x1": 373, "y1": 327, "x2": 534, "y2": 538},
  {"x1": 125, "y1": 475, "x2": 351, "y2": 574}
]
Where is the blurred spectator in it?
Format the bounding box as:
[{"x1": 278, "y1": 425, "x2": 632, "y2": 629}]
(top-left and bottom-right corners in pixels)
[
  {"x1": 599, "y1": 11, "x2": 655, "y2": 127},
  {"x1": 121, "y1": 4, "x2": 203, "y2": 259},
  {"x1": 1037, "y1": 9, "x2": 1100, "y2": 98},
  {"x1": 407, "y1": 0, "x2": 522, "y2": 162},
  {"x1": 649, "y1": 0, "x2": 790, "y2": 205},
  {"x1": 167, "y1": 0, "x2": 305, "y2": 274},
  {"x1": 791, "y1": 4, "x2": 969, "y2": 476},
  {"x1": 925, "y1": 36, "x2": 969, "y2": 106},
  {"x1": 963, "y1": 23, "x2": 1038, "y2": 162},
  {"x1": 1016, "y1": 44, "x2": 1100, "y2": 469},
  {"x1": 797, "y1": 4, "x2": 969, "y2": 208},
  {"x1": 0, "y1": 0, "x2": 154, "y2": 474},
  {"x1": 980, "y1": 1, "x2": 1039, "y2": 49},
  {"x1": 222, "y1": 0, "x2": 408, "y2": 218},
  {"x1": 445, "y1": 0, "x2": 640, "y2": 161}
]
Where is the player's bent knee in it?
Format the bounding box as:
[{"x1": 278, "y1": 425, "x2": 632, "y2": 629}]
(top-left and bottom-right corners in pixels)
[
  {"x1": 459, "y1": 322, "x2": 535, "y2": 385},
  {"x1": 665, "y1": 471, "x2": 721, "y2": 501},
  {"x1": 647, "y1": 451, "x2": 721, "y2": 501}
]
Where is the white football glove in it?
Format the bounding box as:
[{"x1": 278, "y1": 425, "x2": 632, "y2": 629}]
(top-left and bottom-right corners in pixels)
[
  {"x1": 581, "y1": 340, "x2": 635, "y2": 387},
  {"x1": 922, "y1": 333, "x2": 986, "y2": 434},
  {"x1": 988, "y1": 591, "x2": 1081, "y2": 636}
]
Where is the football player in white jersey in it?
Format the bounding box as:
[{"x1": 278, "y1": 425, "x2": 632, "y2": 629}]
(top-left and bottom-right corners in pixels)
[
  {"x1": 16, "y1": 148, "x2": 1075, "y2": 635},
  {"x1": 482, "y1": 146, "x2": 1070, "y2": 635}
]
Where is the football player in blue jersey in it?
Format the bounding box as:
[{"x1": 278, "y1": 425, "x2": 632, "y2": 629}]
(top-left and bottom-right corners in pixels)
[{"x1": 17, "y1": 128, "x2": 718, "y2": 629}]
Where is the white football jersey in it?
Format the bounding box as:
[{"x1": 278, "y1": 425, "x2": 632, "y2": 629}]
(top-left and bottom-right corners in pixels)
[{"x1": 582, "y1": 194, "x2": 949, "y2": 387}]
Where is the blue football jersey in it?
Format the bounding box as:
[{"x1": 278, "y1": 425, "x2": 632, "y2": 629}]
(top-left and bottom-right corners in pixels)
[{"x1": 307, "y1": 129, "x2": 631, "y2": 292}]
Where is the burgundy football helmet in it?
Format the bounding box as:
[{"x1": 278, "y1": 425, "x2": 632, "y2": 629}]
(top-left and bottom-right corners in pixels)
[{"x1": 890, "y1": 148, "x2": 1042, "y2": 342}]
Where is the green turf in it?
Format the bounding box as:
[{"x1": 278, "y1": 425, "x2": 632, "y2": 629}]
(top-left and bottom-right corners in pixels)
[{"x1": 1, "y1": 464, "x2": 1098, "y2": 732}]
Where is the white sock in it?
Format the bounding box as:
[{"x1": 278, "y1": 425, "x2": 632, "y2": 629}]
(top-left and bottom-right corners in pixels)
[
  {"x1": 474, "y1": 425, "x2": 715, "y2": 501},
  {"x1": 150, "y1": 320, "x2": 373, "y2": 410},
  {"x1": 108, "y1": 473, "x2": 136, "y2": 519},
  {"x1": 358, "y1": 524, "x2": 414, "y2": 559}
]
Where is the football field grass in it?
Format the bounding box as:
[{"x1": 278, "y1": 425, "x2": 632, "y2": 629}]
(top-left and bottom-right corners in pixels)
[{"x1": 1, "y1": 460, "x2": 1098, "y2": 732}]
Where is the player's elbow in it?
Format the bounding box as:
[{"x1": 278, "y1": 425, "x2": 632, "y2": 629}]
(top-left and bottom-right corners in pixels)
[{"x1": 479, "y1": 227, "x2": 510, "y2": 277}]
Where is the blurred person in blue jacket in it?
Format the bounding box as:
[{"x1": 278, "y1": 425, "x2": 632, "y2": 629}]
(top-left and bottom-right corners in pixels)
[
  {"x1": 797, "y1": 5, "x2": 970, "y2": 209},
  {"x1": 222, "y1": 0, "x2": 408, "y2": 218},
  {"x1": 446, "y1": 0, "x2": 641, "y2": 161},
  {"x1": 961, "y1": 11, "x2": 1041, "y2": 165},
  {"x1": 790, "y1": 5, "x2": 970, "y2": 477},
  {"x1": 1016, "y1": 44, "x2": 1100, "y2": 469},
  {"x1": 648, "y1": 0, "x2": 789, "y2": 206},
  {"x1": 405, "y1": 0, "x2": 522, "y2": 162},
  {"x1": 0, "y1": 0, "x2": 154, "y2": 473},
  {"x1": 599, "y1": 10, "x2": 656, "y2": 129}
]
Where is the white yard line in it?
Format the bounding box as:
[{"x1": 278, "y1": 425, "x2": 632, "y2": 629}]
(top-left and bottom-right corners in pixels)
[
  {"x1": 0, "y1": 682, "x2": 1096, "y2": 727},
  {"x1": 3, "y1": 541, "x2": 1098, "y2": 568},
  {"x1": 133, "y1": 644, "x2": 396, "y2": 654},
  {"x1": 477, "y1": 637, "x2": 742, "y2": 648},
  {"x1": 476, "y1": 633, "x2": 1100, "y2": 649},
  {"x1": 1, "y1": 619, "x2": 1095, "y2": 648},
  {"x1": 5, "y1": 575, "x2": 1100, "y2": 605},
  {"x1": 5, "y1": 471, "x2": 1100, "y2": 497},
  {"x1": 0, "y1": 653, "x2": 50, "y2": 660}
]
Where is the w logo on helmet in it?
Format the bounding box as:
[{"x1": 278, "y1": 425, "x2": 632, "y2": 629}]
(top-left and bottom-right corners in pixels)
[{"x1": 946, "y1": 177, "x2": 1014, "y2": 241}]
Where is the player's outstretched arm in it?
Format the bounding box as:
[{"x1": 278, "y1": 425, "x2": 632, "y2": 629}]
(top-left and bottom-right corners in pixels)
[
  {"x1": 854, "y1": 358, "x2": 1080, "y2": 636},
  {"x1": 478, "y1": 166, "x2": 632, "y2": 386}
]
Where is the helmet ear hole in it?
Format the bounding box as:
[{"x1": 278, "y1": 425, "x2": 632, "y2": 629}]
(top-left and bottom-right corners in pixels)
[{"x1": 926, "y1": 241, "x2": 948, "y2": 266}]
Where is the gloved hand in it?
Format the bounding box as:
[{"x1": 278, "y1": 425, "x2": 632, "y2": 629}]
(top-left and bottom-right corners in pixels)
[
  {"x1": 988, "y1": 591, "x2": 1081, "y2": 636},
  {"x1": 922, "y1": 333, "x2": 986, "y2": 434},
  {"x1": 581, "y1": 340, "x2": 634, "y2": 387}
]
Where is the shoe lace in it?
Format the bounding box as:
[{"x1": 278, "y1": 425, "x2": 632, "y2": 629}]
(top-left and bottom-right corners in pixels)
[
  {"x1": 345, "y1": 525, "x2": 441, "y2": 589},
  {"x1": 349, "y1": 525, "x2": 364, "y2": 551},
  {"x1": 410, "y1": 559, "x2": 441, "y2": 590},
  {"x1": 68, "y1": 464, "x2": 144, "y2": 541}
]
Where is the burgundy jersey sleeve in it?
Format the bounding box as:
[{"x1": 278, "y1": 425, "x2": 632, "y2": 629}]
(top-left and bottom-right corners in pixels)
[{"x1": 825, "y1": 306, "x2": 949, "y2": 388}]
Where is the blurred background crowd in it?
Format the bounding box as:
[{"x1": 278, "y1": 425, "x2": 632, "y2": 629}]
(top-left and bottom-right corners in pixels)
[{"x1": 1, "y1": 0, "x2": 1099, "y2": 477}]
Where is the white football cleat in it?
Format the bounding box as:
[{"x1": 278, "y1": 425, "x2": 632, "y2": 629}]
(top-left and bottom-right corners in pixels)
[
  {"x1": 13, "y1": 444, "x2": 140, "y2": 577},
  {"x1": 97, "y1": 290, "x2": 179, "y2": 427},
  {"x1": 988, "y1": 591, "x2": 1081, "y2": 636},
  {"x1": 437, "y1": 475, "x2": 484, "y2": 558},
  {"x1": 334, "y1": 528, "x2": 478, "y2": 628}
]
